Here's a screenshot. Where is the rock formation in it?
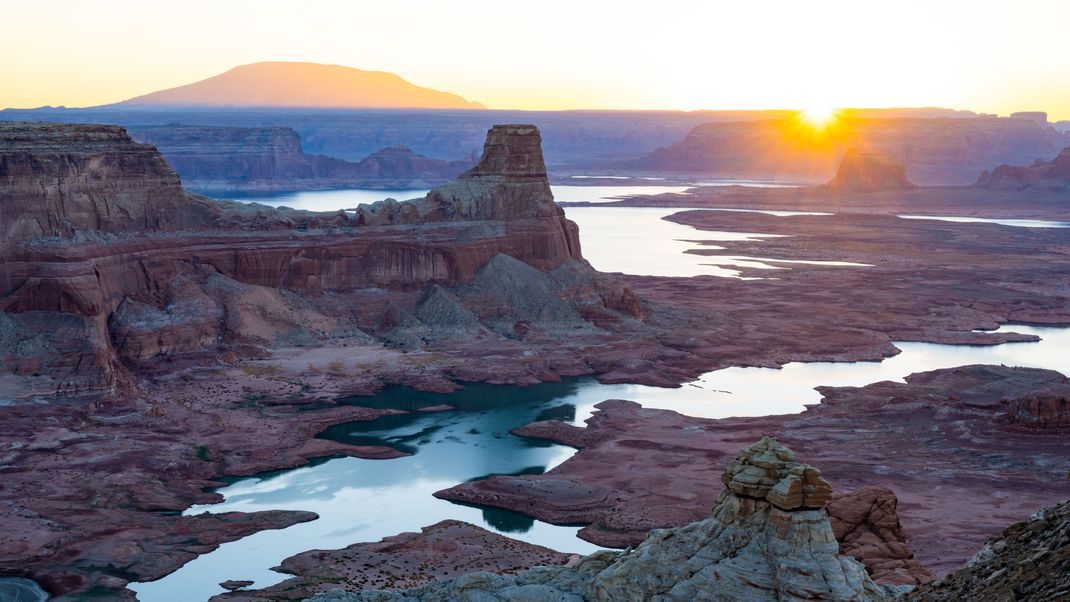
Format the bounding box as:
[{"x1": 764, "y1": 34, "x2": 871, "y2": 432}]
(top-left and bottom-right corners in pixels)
[
  {"x1": 306, "y1": 438, "x2": 901, "y2": 602},
  {"x1": 826, "y1": 487, "x2": 934, "y2": 586},
  {"x1": 826, "y1": 148, "x2": 915, "y2": 193},
  {"x1": 437, "y1": 365, "x2": 1070, "y2": 579},
  {"x1": 211, "y1": 520, "x2": 573, "y2": 601},
  {"x1": 976, "y1": 145, "x2": 1070, "y2": 190},
  {"x1": 128, "y1": 126, "x2": 474, "y2": 192},
  {"x1": 905, "y1": 499, "x2": 1070, "y2": 601},
  {"x1": 0, "y1": 122, "x2": 219, "y2": 241},
  {"x1": 0, "y1": 122, "x2": 584, "y2": 398},
  {"x1": 630, "y1": 115, "x2": 1069, "y2": 185}
]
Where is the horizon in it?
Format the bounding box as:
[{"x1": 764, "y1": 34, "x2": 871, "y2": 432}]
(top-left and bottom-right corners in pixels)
[{"x1": 5, "y1": 0, "x2": 1070, "y2": 120}]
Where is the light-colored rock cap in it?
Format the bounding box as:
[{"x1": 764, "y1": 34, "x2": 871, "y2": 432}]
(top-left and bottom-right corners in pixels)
[{"x1": 722, "y1": 436, "x2": 833, "y2": 510}]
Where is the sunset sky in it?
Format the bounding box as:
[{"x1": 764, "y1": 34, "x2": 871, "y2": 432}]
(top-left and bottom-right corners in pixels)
[{"x1": 4, "y1": 0, "x2": 1069, "y2": 119}]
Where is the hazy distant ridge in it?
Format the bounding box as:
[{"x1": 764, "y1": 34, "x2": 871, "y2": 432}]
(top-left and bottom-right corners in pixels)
[{"x1": 110, "y1": 61, "x2": 484, "y2": 110}]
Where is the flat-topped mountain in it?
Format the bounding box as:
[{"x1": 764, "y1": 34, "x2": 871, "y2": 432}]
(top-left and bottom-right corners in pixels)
[{"x1": 111, "y1": 62, "x2": 484, "y2": 110}]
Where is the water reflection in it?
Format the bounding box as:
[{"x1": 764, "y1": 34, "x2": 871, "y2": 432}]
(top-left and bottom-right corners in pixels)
[
  {"x1": 133, "y1": 324, "x2": 1069, "y2": 601},
  {"x1": 563, "y1": 206, "x2": 785, "y2": 278},
  {"x1": 897, "y1": 215, "x2": 1070, "y2": 228},
  {"x1": 223, "y1": 188, "x2": 431, "y2": 212}
]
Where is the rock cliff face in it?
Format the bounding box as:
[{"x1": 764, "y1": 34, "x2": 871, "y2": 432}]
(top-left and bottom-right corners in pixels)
[
  {"x1": 0, "y1": 122, "x2": 219, "y2": 242},
  {"x1": 0, "y1": 123, "x2": 583, "y2": 398},
  {"x1": 826, "y1": 487, "x2": 934, "y2": 586},
  {"x1": 905, "y1": 498, "x2": 1070, "y2": 601},
  {"x1": 127, "y1": 126, "x2": 473, "y2": 192},
  {"x1": 826, "y1": 148, "x2": 915, "y2": 193},
  {"x1": 306, "y1": 438, "x2": 901, "y2": 602},
  {"x1": 631, "y1": 115, "x2": 1070, "y2": 185},
  {"x1": 976, "y1": 145, "x2": 1070, "y2": 190}
]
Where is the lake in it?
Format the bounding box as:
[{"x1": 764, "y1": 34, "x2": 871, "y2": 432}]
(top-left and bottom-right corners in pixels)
[
  {"x1": 130, "y1": 323, "x2": 1070, "y2": 602},
  {"x1": 131, "y1": 187, "x2": 1069, "y2": 601}
]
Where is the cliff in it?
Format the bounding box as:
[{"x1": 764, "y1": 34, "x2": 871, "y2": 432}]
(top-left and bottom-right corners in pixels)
[
  {"x1": 127, "y1": 126, "x2": 474, "y2": 192},
  {"x1": 976, "y1": 145, "x2": 1070, "y2": 190},
  {"x1": 0, "y1": 122, "x2": 219, "y2": 241},
  {"x1": 631, "y1": 115, "x2": 1070, "y2": 185},
  {"x1": 826, "y1": 148, "x2": 915, "y2": 193},
  {"x1": 305, "y1": 438, "x2": 903, "y2": 602},
  {"x1": 0, "y1": 123, "x2": 587, "y2": 398}
]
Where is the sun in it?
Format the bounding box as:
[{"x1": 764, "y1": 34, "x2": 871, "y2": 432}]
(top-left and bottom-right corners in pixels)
[{"x1": 799, "y1": 105, "x2": 839, "y2": 128}]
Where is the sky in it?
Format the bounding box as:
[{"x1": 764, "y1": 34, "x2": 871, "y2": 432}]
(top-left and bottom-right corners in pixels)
[{"x1": 3, "y1": 0, "x2": 1069, "y2": 119}]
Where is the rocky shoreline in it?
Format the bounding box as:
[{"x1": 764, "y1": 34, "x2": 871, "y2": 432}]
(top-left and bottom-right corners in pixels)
[{"x1": 1, "y1": 121, "x2": 1069, "y2": 600}]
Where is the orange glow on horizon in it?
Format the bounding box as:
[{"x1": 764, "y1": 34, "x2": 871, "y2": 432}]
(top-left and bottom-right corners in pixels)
[{"x1": 2, "y1": 1, "x2": 1069, "y2": 120}]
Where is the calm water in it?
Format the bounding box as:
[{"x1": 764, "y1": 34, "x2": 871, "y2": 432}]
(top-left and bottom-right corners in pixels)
[
  {"x1": 132, "y1": 324, "x2": 1070, "y2": 601},
  {"x1": 133, "y1": 186, "x2": 1069, "y2": 600},
  {"x1": 563, "y1": 206, "x2": 865, "y2": 278},
  {"x1": 223, "y1": 185, "x2": 694, "y2": 211},
  {"x1": 897, "y1": 215, "x2": 1070, "y2": 228}
]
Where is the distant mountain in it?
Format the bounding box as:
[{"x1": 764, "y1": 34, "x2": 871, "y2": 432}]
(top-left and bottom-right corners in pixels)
[{"x1": 110, "y1": 61, "x2": 484, "y2": 110}]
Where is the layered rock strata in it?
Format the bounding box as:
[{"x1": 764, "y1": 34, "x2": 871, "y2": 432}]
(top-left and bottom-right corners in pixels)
[
  {"x1": 307, "y1": 438, "x2": 901, "y2": 602},
  {"x1": 0, "y1": 122, "x2": 218, "y2": 241},
  {"x1": 0, "y1": 123, "x2": 582, "y2": 398},
  {"x1": 128, "y1": 126, "x2": 473, "y2": 192}
]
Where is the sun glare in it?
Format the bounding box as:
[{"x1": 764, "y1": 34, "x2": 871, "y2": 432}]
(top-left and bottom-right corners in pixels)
[{"x1": 800, "y1": 105, "x2": 838, "y2": 128}]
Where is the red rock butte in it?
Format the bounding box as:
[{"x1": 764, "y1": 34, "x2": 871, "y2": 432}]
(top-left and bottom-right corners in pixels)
[
  {"x1": 112, "y1": 61, "x2": 485, "y2": 110},
  {"x1": 0, "y1": 122, "x2": 580, "y2": 397}
]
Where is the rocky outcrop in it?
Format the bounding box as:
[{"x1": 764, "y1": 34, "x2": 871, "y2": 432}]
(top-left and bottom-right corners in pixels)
[
  {"x1": 827, "y1": 487, "x2": 934, "y2": 586},
  {"x1": 631, "y1": 115, "x2": 1070, "y2": 185},
  {"x1": 905, "y1": 499, "x2": 1070, "y2": 601},
  {"x1": 1002, "y1": 385, "x2": 1070, "y2": 430},
  {"x1": 0, "y1": 122, "x2": 584, "y2": 398},
  {"x1": 826, "y1": 148, "x2": 915, "y2": 193},
  {"x1": 128, "y1": 126, "x2": 474, "y2": 192},
  {"x1": 356, "y1": 125, "x2": 566, "y2": 224},
  {"x1": 0, "y1": 122, "x2": 219, "y2": 242},
  {"x1": 976, "y1": 145, "x2": 1070, "y2": 190},
  {"x1": 307, "y1": 439, "x2": 900, "y2": 602},
  {"x1": 437, "y1": 365, "x2": 1070, "y2": 579},
  {"x1": 211, "y1": 520, "x2": 573, "y2": 601}
]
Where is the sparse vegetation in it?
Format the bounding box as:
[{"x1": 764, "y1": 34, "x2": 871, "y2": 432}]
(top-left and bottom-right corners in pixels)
[{"x1": 241, "y1": 363, "x2": 281, "y2": 377}]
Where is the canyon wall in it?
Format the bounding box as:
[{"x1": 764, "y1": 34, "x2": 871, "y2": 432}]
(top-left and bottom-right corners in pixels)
[
  {"x1": 0, "y1": 106, "x2": 976, "y2": 168},
  {"x1": 631, "y1": 116, "x2": 1070, "y2": 185},
  {"x1": 0, "y1": 122, "x2": 583, "y2": 399},
  {"x1": 976, "y1": 145, "x2": 1070, "y2": 190},
  {"x1": 128, "y1": 126, "x2": 474, "y2": 192},
  {"x1": 0, "y1": 123, "x2": 220, "y2": 241}
]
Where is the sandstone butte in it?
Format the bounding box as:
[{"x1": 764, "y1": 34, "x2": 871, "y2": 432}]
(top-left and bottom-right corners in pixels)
[
  {"x1": 825, "y1": 148, "x2": 915, "y2": 194},
  {"x1": 0, "y1": 121, "x2": 585, "y2": 399}
]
